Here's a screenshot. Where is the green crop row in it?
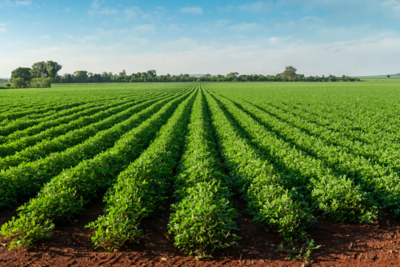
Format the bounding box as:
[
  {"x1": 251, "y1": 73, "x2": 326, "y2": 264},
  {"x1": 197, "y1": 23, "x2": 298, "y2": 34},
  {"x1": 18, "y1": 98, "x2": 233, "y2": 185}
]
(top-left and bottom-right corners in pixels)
[
  {"x1": 0, "y1": 90, "x2": 144, "y2": 124},
  {"x1": 86, "y1": 88, "x2": 197, "y2": 250},
  {"x1": 225, "y1": 96, "x2": 400, "y2": 217},
  {"x1": 0, "y1": 92, "x2": 176, "y2": 170},
  {"x1": 0, "y1": 91, "x2": 160, "y2": 139},
  {"x1": 0, "y1": 100, "x2": 110, "y2": 136},
  {"x1": 265, "y1": 101, "x2": 400, "y2": 167},
  {"x1": 168, "y1": 89, "x2": 238, "y2": 257},
  {"x1": 289, "y1": 100, "x2": 400, "y2": 134},
  {"x1": 203, "y1": 88, "x2": 315, "y2": 242},
  {"x1": 0, "y1": 90, "x2": 174, "y2": 158},
  {"x1": 0, "y1": 88, "x2": 195, "y2": 249},
  {"x1": 208, "y1": 91, "x2": 377, "y2": 223},
  {"x1": 0, "y1": 91, "x2": 189, "y2": 208},
  {"x1": 0, "y1": 99, "x2": 98, "y2": 124}
]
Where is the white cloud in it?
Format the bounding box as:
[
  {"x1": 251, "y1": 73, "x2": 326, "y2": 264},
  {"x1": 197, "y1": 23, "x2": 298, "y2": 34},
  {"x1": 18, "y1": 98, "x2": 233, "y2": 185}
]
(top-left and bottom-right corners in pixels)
[
  {"x1": 179, "y1": 7, "x2": 203, "y2": 15},
  {"x1": 65, "y1": 7, "x2": 71, "y2": 12},
  {"x1": 382, "y1": 0, "x2": 400, "y2": 8},
  {"x1": 218, "y1": 5, "x2": 235, "y2": 12},
  {"x1": 15, "y1": 0, "x2": 31, "y2": 6},
  {"x1": 238, "y1": 1, "x2": 273, "y2": 12},
  {"x1": 167, "y1": 24, "x2": 181, "y2": 32},
  {"x1": 0, "y1": 0, "x2": 31, "y2": 7},
  {"x1": 142, "y1": 6, "x2": 167, "y2": 21},
  {"x1": 125, "y1": 6, "x2": 142, "y2": 19},
  {"x1": 2, "y1": 36, "x2": 400, "y2": 77},
  {"x1": 215, "y1": 19, "x2": 231, "y2": 27},
  {"x1": 89, "y1": 0, "x2": 118, "y2": 16},
  {"x1": 300, "y1": 16, "x2": 323, "y2": 23},
  {"x1": 97, "y1": 7, "x2": 118, "y2": 15},
  {"x1": 0, "y1": 23, "x2": 6, "y2": 32}
]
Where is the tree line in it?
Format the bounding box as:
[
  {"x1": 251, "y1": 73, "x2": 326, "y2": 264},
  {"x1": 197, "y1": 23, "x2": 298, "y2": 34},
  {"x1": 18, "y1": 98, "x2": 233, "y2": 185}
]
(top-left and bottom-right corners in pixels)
[
  {"x1": 5, "y1": 63, "x2": 359, "y2": 89},
  {"x1": 4, "y1": 61, "x2": 62, "y2": 89},
  {"x1": 57, "y1": 66, "x2": 359, "y2": 83}
]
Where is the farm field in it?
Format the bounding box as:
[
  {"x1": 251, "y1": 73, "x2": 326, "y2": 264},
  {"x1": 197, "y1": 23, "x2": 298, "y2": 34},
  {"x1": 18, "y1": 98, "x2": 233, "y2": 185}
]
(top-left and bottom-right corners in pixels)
[{"x1": 1, "y1": 81, "x2": 400, "y2": 266}]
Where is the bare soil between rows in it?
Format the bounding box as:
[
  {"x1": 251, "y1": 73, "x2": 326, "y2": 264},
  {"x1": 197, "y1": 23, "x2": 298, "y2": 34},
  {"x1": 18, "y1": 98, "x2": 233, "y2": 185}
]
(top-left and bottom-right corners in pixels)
[{"x1": 1, "y1": 196, "x2": 400, "y2": 267}]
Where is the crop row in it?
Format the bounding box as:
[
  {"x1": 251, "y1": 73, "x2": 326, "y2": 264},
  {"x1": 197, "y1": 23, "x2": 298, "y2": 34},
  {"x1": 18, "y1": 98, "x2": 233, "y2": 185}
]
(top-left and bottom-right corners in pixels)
[
  {"x1": 0, "y1": 99, "x2": 102, "y2": 124},
  {"x1": 216, "y1": 94, "x2": 400, "y2": 217},
  {"x1": 206, "y1": 90, "x2": 376, "y2": 223},
  {"x1": 285, "y1": 101, "x2": 400, "y2": 137},
  {"x1": 168, "y1": 90, "x2": 238, "y2": 256},
  {"x1": 203, "y1": 88, "x2": 315, "y2": 243},
  {"x1": 87, "y1": 88, "x2": 197, "y2": 250},
  {"x1": 0, "y1": 90, "x2": 192, "y2": 208},
  {"x1": 0, "y1": 91, "x2": 168, "y2": 138},
  {"x1": 0, "y1": 88, "x2": 168, "y2": 127},
  {"x1": 0, "y1": 93, "x2": 179, "y2": 170},
  {"x1": 266, "y1": 102, "x2": 400, "y2": 163},
  {"x1": 0, "y1": 90, "x2": 177, "y2": 158},
  {"x1": 0, "y1": 97, "x2": 127, "y2": 137},
  {"x1": 0, "y1": 88, "x2": 195, "y2": 249}
]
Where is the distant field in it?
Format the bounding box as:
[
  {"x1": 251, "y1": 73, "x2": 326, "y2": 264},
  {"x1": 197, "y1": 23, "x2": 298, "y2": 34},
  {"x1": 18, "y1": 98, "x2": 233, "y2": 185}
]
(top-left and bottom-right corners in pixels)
[
  {"x1": 358, "y1": 75, "x2": 400, "y2": 80},
  {"x1": 1, "y1": 81, "x2": 400, "y2": 263}
]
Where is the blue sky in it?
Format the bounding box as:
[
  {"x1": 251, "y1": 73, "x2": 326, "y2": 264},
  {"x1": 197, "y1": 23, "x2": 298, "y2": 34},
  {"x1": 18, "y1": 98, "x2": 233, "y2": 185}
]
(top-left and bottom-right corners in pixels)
[{"x1": 1, "y1": 0, "x2": 399, "y2": 77}]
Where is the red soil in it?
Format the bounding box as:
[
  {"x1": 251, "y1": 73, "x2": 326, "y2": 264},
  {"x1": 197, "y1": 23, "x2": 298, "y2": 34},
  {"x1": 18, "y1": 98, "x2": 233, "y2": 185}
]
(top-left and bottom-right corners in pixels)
[{"x1": 1, "y1": 197, "x2": 399, "y2": 267}]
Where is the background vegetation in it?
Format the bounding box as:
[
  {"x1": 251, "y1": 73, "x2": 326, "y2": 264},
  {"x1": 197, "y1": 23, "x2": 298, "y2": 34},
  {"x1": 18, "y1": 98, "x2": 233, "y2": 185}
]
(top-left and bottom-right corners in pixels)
[{"x1": 7, "y1": 63, "x2": 360, "y2": 89}]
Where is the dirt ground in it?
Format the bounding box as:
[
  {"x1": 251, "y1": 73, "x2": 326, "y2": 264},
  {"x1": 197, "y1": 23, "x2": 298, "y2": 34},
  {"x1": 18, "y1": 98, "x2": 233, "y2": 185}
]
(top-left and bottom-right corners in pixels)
[{"x1": 1, "y1": 197, "x2": 400, "y2": 267}]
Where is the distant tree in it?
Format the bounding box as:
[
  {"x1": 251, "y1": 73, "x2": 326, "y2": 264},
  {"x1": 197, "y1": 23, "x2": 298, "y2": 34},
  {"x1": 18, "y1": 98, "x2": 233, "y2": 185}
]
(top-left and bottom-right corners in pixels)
[
  {"x1": 73, "y1": 71, "x2": 88, "y2": 83},
  {"x1": 147, "y1": 70, "x2": 157, "y2": 78},
  {"x1": 30, "y1": 61, "x2": 47, "y2": 78},
  {"x1": 11, "y1": 67, "x2": 32, "y2": 82},
  {"x1": 46, "y1": 61, "x2": 62, "y2": 79},
  {"x1": 61, "y1": 73, "x2": 74, "y2": 83},
  {"x1": 282, "y1": 66, "x2": 297, "y2": 82},
  {"x1": 387, "y1": 75, "x2": 390, "y2": 78},
  {"x1": 31, "y1": 77, "x2": 53, "y2": 88},
  {"x1": 227, "y1": 72, "x2": 239, "y2": 78},
  {"x1": 11, "y1": 77, "x2": 28, "y2": 88}
]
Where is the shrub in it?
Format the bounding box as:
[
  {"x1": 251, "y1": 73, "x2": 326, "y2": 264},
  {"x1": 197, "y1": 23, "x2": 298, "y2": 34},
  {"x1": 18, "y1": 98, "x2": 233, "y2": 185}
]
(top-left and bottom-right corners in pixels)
[{"x1": 11, "y1": 77, "x2": 27, "y2": 88}]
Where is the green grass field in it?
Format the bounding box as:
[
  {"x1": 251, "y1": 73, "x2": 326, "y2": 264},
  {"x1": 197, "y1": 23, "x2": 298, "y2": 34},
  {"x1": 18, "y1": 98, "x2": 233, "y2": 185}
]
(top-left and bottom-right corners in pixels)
[{"x1": 1, "y1": 81, "x2": 400, "y2": 258}]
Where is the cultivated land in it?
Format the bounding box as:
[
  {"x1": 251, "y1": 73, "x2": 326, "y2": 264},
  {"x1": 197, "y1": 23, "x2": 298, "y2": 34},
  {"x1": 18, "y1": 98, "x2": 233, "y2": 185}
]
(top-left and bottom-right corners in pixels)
[{"x1": 1, "y1": 81, "x2": 400, "y2": 266}]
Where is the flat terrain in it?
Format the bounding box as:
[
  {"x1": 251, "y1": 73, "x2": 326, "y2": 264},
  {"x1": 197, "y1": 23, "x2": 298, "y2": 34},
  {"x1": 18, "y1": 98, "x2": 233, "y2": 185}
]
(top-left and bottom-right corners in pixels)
[{"x1": 1, "y1": 81, "x2": 400, "y2": 266}]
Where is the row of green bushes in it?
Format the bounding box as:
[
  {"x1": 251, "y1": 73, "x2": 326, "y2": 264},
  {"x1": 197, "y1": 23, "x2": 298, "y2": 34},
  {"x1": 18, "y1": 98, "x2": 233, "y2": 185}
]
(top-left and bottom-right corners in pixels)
[{"x1": 3, "y1": 77, "x2": 53, "y2": 89}]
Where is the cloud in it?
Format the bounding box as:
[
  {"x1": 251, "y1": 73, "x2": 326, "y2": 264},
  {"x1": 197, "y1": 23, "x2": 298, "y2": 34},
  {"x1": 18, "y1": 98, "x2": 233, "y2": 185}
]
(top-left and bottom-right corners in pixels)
[
  {"x1": 0, "y1": 0, "x2": 31, "y2": 7},
  {"x1": 215, "y1": 19, "x2": 231, "y2": 27},
  {"x1": 167, "y1": 24, "x2": 181, "y2": 32},
  {"x1": 300, "y1": 16, "x2": 323, "y2": 24},
  {"x1": 0, "y1": 23, "x2": 6, "y2": 32},
  {"x1": 382, "y1": 0, "x2": 400, "y2": 8},
  {"x1": 65, "y1": 7, "x2": 70, "y2": 12},
  {"x1": 89, "y1": 0, "x2": 118, "y2": 16},
  {"x1": 2, "y1": 34, "x2": 400, "y2": 77},
  {"x1": 179, "y1": 7, "x2": 203, "y2": 15},
  {"x1": 15, "y1": 0, "x2": 31, "y2": 6},
  {"x1": 125, "y1": 6, "x2": 142, "y2": 19},
  {"x1": 97, "y1": 7, "x2": 118, "y2": 15},
  {"x1": 218, "y1": 5, "x2": 235, "y2": 12},
  {"x1": 141, "y1": 6, "x2": 167, "y2": 21},
  {"x1": 238, "y1": 1, "x2": 273, "y2": 12}
]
